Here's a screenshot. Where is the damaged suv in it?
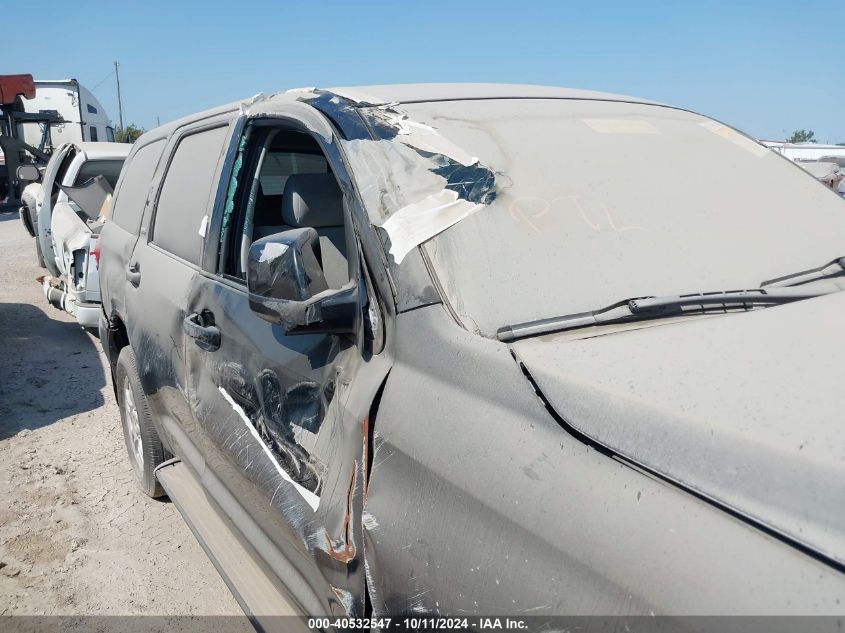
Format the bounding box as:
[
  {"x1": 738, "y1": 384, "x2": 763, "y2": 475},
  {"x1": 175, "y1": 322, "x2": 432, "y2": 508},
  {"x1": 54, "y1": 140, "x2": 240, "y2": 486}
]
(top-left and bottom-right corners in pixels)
[{"x1": 99, "y1": 84, "x2": 845, "y2": 621}]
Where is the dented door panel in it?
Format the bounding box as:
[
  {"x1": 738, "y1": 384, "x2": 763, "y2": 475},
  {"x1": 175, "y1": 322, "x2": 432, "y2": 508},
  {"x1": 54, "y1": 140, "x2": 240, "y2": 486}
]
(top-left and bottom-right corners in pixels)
[
  {"x1": 125, "y1": 245, "x2": 198, "y2": 453},
  {"x1": 181, "y1": 272, "x2": 391, "y2": 615}
]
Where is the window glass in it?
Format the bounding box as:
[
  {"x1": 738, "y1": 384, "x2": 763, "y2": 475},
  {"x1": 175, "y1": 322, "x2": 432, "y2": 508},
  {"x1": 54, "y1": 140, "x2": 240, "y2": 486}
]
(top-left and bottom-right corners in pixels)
[
  {"x1": 89, "y1": 127, "x2": 98, "y2": 142},
  {"x1": 111, "y1": 140, "x2": 165, "y2": 234},
  {"x1": 152, "y1": 126, "x2": 229, "y2": 264},
  {"x1": 74, "y1": 159, "x2": 125, "y2": 190},
  {"x1": 258, "y1": 152, "x2": 327, "y2": 194},
  {"x1": 106, "y1": 127, "x2": 115, "y2": 142},
  {"x1": 87, "y1": 103, "x2": 98, "y2": 114}
]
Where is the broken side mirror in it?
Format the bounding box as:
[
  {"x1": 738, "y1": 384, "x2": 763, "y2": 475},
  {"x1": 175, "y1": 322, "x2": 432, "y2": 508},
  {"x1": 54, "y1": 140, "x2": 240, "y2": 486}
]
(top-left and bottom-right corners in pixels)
[
  {"x1": 247, "y1": 227, "x2": 361, "y2": 336},
  {"x1": 16, "y1": 165, "x2": 40, "y2": 182}
]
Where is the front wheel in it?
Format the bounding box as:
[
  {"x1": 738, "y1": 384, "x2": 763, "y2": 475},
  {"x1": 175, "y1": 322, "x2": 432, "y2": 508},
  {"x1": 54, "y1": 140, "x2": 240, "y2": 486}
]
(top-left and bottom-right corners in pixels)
[{"x1": 115, "y1": 346, "x2": 165, "y2": 497}]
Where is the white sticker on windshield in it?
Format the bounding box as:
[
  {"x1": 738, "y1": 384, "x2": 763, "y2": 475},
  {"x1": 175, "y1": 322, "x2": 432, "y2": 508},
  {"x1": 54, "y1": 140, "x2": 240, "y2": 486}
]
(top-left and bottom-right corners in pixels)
[
  {"x1": 583, "y1": 119, "x2": 660, "y2": 135},
  {"x1": 699, "y1": 120, "x2": 770, "y2": 158}
]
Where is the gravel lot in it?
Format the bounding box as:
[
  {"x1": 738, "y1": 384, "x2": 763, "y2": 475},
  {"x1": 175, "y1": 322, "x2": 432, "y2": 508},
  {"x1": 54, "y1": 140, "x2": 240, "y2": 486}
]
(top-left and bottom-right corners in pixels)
[{"x1": 0, "y1": 210, "x2": 242, "y2": 616}]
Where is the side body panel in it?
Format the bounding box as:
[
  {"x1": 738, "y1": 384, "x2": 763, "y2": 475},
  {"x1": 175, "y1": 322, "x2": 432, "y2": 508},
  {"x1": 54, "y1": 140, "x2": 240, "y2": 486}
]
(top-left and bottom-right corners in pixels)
[{"x1": 364, "y1": 305, "x2": 845, "y2": 616}]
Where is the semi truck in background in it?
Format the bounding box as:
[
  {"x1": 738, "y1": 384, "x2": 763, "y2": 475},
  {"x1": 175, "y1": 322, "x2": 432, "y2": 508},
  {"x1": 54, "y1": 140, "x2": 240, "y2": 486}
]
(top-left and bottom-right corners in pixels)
[
  {"x1": 23, "y1": 79, "x2": 114, "y2": 144},
  {"x1": 0, "y1": 74, "x2": 115, "y2": 211}
]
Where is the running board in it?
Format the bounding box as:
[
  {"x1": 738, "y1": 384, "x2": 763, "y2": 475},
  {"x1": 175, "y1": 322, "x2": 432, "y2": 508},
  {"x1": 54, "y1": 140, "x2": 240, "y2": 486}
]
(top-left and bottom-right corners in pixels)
[{"x1": 155, "y1": 459, "x2": 307, "y2": 633}]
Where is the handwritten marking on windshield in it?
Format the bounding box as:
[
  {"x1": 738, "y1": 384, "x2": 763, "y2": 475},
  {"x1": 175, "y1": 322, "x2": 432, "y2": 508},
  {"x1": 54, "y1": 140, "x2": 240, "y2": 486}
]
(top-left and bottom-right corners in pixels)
[
  {"x1": 509, "y1": 195, "x2": 646, "y2": 234},
  {"x1": 603, "y1": 204, "x2": 646, "y2": 232}
]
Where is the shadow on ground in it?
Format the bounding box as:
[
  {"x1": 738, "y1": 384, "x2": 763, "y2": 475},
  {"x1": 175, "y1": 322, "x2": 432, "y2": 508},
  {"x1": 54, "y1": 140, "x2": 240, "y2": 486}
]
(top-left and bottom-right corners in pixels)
[
  {"x1": 0, "y1": 302, "x2": 106, "y2": 440},
  {"x1": 0, "y1": 210, "x2": 21, "y2": 223}
]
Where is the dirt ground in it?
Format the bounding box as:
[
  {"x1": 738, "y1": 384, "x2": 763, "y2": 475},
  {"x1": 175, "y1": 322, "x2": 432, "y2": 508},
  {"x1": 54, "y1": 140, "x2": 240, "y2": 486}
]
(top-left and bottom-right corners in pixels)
[{"x1": 0, "y1": 211, "x2": 242, "y2": 616}]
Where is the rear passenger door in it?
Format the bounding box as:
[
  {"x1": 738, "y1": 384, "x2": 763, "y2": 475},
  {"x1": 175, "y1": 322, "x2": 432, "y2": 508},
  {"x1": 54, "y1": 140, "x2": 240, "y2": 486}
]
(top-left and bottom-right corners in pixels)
[
  {"x1": 100, "y1": 138, "x2": 166, "y2": 321},
  {"x1": 125, "y1": 120, "x2": 233, "y2": 454}
]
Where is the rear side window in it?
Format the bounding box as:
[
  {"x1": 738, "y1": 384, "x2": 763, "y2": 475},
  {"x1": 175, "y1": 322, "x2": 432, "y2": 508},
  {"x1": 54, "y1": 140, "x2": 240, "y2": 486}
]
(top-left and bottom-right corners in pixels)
[
  {"x1": 111, "y1": 140, "x2": 165, "y2": 234},
  {"x1": 152, "y1": 126, "x2": 229, "y2": 265},
  {"x1": 74, "y1": 159, "x2": 124, "y2": 189},
  {"x1": 89, "y1": 127, "x2": 98, "y2": 142}
]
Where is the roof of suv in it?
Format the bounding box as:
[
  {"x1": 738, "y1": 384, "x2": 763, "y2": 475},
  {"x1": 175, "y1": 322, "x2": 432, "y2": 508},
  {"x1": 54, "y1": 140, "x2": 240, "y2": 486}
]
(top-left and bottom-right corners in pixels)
[
  {"x1": 142, "y1": 83, "x2": 662, "y2": 142},
  {"x1": 323, "y1": 83, "x2": 657, "y2": 106}
]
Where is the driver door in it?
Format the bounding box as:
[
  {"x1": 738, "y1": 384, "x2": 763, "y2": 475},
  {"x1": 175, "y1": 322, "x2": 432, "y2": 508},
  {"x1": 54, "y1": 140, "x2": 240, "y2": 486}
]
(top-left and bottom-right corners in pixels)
[{"x1": 180, "y1": 113, "x2": 389, "y2": 615}]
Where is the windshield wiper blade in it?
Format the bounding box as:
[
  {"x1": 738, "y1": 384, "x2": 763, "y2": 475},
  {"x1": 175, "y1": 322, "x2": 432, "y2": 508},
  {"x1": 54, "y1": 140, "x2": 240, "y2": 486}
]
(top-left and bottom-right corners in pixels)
[
  {"x1": 496, "y1": 285, "x2": 840, "y2": 342},
  {"x1": 762, "y1": 256, "x2": 845, "y2": 288}
]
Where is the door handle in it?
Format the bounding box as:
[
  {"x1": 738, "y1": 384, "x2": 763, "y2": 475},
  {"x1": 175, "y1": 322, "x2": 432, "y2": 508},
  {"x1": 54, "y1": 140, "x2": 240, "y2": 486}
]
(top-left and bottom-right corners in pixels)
[
  {"x1": 126, "y1": 263, "x2": 141, "y2": 287},
  {"x1": 183, "y1": 312, "x2": 221, "y2": 352}
]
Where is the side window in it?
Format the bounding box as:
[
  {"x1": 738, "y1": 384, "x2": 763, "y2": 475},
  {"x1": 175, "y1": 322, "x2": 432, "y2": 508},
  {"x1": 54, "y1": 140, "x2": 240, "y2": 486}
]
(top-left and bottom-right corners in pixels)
[
  {"x1": 111, "y1": 140, "x2": 165, "y2": 234},
  {"x1": 89, "y1": 126, "x2": 98, "y2": 142},
  {"x1": 152, "y1": 126, "x2": 229, "y2": 265},
  {"x1": 74, "y1": 159, "x2": 125, "y2": 190},
  {"x1": 106, "y1": 127, "x2": 115, "y2": 142},
  {"x1": 258, "y1": 152, "x2": 327, "y2": 195},
  {"x1": 221, "y1": 127, "x2": 348, "y2": 289}
]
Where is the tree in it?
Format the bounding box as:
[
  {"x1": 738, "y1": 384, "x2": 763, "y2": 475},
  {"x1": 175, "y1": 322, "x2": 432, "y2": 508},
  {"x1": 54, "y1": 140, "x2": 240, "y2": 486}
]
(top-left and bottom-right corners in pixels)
[
  {"x1": 787, "y1": 129, "x2": 816, "y2": 143},
  {"x1": 114, "y1": 124, "x2": 145, "y2": 143}
]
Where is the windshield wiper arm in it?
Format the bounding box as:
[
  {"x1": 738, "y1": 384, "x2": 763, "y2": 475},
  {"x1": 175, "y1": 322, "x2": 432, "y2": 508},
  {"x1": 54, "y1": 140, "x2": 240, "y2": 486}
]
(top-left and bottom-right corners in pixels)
[
  {"x1": 762, "y1": 256, "x2": 845, "y2": 288},
  {"x1": 496, "y1": 285, "x2": 841, "y2": 342}
]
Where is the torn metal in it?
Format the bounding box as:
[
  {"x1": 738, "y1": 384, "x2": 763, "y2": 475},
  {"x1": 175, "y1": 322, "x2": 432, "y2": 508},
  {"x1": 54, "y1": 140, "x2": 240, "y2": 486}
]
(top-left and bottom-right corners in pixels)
[{"x1": 295, "y1": 89, "x2": 501, "y2": 264}]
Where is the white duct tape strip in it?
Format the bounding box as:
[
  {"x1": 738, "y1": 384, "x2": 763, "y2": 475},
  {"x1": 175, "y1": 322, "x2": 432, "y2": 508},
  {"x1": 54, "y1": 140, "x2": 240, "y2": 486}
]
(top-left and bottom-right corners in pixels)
[
  {"x1": 380, "y1": 189, "x2": 482, "y2": 264},
  {"x1": 219, "y1": 387, "x2": 320, "y2": 512}
]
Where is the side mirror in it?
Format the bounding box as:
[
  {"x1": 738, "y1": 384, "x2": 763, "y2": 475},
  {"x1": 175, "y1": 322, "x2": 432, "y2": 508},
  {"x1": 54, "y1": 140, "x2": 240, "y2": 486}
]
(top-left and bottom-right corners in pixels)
[
  {"x1": 16, "y1": 165, "x2": 40, "y2": 182},
  {"x1": 247, "y1": 227, "x2": 361, "y2": 336}
]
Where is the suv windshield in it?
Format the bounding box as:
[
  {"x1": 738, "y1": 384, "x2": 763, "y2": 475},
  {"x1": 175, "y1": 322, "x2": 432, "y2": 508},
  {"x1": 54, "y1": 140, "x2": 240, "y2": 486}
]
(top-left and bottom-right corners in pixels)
[{"x1": 363, "y1": 99, "x2": 845, "y2": 336}]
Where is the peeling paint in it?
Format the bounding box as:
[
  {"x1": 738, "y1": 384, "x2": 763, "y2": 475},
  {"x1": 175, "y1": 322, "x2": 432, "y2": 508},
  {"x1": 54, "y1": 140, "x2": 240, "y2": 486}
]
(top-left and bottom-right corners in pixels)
[
  {"x1": 361, "y1": 511, "x2": 379, "y2": 531},
  {"x1": 330, "y1": 584, "x2": 355, "y2": 614},
  {"x1": 325, "y1": 465, "x2": 357, "y2": 564}
]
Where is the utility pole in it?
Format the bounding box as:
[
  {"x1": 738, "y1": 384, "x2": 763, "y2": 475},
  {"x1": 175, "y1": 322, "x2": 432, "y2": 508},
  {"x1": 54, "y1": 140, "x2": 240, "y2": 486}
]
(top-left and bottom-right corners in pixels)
[{"x1": 113, "y1": 61, "x2": 124, "y2": 131}]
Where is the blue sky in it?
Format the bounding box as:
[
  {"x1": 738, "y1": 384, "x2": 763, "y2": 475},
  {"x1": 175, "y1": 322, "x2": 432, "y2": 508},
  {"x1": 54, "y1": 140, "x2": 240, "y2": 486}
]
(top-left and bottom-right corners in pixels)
[{"x1": 6, "y1": 1, "x2": 843, "y2": 142}]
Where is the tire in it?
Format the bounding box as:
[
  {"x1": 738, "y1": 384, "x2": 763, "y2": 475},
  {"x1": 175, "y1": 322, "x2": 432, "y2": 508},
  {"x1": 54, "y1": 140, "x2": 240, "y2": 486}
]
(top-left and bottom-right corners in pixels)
[{"x1": 115, "y1": 346, "x2": 165, "y2": 497}]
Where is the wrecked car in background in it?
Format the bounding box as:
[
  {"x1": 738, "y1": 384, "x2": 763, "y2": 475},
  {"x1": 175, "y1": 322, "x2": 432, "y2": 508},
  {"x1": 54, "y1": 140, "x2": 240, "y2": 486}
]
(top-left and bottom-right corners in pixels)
[
  {"x1": 97, "y1": 84, "x2": 845, "y2": 623},
  {"x1": 798, "y1": 159, "x2": 844, "y2": 194},
  {"x1": 22, "y1": 141, "x2": 129, "y2": 328}
]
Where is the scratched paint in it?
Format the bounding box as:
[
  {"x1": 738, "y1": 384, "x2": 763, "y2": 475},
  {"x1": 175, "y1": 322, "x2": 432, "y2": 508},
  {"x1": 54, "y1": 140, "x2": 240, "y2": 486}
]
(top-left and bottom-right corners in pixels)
[{"x1": 220, "y1": 386, "x2": 321, "y2": 511}]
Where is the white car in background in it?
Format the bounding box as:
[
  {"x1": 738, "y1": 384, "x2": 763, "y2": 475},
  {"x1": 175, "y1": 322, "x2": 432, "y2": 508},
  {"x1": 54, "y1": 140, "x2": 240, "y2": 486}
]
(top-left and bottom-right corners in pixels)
[{"x1": 21, "y1": 142, "x2": 129, "y2": 330}]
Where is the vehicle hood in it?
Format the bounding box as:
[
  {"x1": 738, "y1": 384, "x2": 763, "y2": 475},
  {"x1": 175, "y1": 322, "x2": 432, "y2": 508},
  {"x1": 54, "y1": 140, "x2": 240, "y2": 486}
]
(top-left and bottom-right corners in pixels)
[{"x1": 511, "y1": 291, "x2": 845, "y2": 566}]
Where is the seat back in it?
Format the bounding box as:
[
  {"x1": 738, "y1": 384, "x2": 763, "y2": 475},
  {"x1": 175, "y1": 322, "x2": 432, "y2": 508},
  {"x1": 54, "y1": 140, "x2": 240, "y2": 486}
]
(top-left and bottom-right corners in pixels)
[{"x1": 281, "y1": 173, "x2": 348, "y2": 289}]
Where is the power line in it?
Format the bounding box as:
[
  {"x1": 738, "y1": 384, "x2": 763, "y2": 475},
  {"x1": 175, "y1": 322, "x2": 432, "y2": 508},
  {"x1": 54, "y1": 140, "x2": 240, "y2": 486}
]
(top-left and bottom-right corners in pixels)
[{"x1": 89, "y1": 69, "x2": 115, "y2": 94}]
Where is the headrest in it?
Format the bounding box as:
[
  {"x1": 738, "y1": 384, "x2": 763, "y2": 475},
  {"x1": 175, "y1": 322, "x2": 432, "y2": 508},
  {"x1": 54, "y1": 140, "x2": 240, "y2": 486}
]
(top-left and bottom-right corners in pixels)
[{"x1": 281, "y1": 173, "x2": 343, "y2": 228}]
